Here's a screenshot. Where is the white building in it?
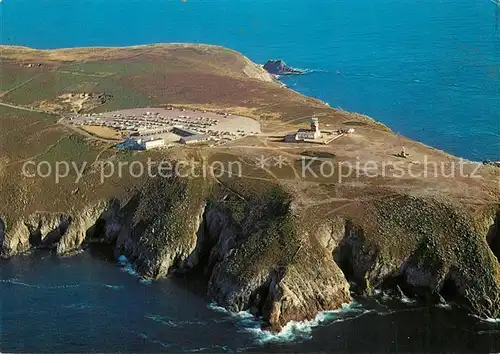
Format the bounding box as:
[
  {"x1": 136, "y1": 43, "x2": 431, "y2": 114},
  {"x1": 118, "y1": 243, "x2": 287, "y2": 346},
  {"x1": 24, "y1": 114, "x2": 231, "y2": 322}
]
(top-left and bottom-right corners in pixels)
[
  {"x1": 285, "y1": 117, "x2": 323, "y2": 142},
  {"x1": 180, "y1": 134, "x2": 209, "y2": 144},
  {"x1": 142, "y1": 138, "x2": 165, "y2": 150}
]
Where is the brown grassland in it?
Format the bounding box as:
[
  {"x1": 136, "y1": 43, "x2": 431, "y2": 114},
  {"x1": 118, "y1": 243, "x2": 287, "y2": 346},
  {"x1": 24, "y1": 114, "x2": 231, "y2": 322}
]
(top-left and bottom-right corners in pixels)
[{"x1": 0, "y1": 43, "x2": 498, "y2": 231}]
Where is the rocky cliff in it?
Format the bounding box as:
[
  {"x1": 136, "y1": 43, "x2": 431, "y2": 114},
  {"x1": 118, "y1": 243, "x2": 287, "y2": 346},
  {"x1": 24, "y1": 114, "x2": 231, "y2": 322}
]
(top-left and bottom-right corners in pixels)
[
  {"x1": 0, "y1": 176, "x2": 352, "y2": 331},
  {"x1": 2, "y1": 173, "x2": 500, "y2": 329},
  {"x1": 332, "y1": 196, "x2": 500, "y2": 318},
  {"x1": 263, "y1": 60, "x2": 304, "y2": 75},
  {"x1": 1, "y1": 43, "x2": 500, "y2": 332}
]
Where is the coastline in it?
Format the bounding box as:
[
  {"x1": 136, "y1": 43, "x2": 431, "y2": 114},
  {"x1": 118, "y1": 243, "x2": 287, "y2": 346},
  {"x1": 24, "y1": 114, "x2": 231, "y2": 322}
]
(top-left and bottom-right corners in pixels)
[
  {"x1": 0, "y1": 42, "x2": 492, "y2": 163},
  {"x1": 0, "y1": 43, "x2": 499, "y2": 335}
]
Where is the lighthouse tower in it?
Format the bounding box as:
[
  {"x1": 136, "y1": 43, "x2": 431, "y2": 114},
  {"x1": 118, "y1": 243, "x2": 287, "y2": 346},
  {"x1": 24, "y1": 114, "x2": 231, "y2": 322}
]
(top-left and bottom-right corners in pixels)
[{"x1": 310, "y1": 116, "x2": 321, "y2": 139}]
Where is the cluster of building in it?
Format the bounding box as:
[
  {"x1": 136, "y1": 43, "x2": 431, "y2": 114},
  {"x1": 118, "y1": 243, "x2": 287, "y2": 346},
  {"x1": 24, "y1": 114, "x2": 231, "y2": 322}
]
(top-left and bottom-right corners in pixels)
[
  {"x1": 19, "y1": 63, "x2": 43, "y2": 68},
  {"x1": 285, "y1": 117, "x2": 355, "y2": 144},
  {"x1": 67, "y1": 106, "x2": 357, "y2": 150},
  {"x1": 67, "y1": 107, "x2": 261, "y2": 150}
]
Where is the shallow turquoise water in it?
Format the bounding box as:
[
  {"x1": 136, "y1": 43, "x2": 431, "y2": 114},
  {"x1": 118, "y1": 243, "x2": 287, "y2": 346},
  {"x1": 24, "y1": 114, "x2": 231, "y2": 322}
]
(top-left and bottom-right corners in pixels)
[{"x1": 1, "y1": 0, "x2": 499, "y2": 160}]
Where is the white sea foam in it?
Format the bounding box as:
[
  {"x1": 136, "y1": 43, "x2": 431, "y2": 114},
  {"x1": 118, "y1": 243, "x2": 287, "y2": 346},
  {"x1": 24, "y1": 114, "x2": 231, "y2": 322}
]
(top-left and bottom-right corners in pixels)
[
  {"x1": 121, "y1": 263, "x2": 138, "y2": 276},
  {"x1": 374, "y1": 287, "x2": 417, "y2": 305},
  {"x1": 145, "y1": 314, "x2": 180, "y2": 327},
  {"x1": 373, "y1": 289, "x2": 392, "y2": 301},
  {"x1": 47, "y1": 283, "x2": 80, "y2": 289},
  {"x1": 435, "y1": 302, "x2": 452, "y2": 310},
  {"x1": 301, "y1": 68, "x2": 329, "y2": 74},
  {"x1": 132, "y1": 331, "x2": 171, "y2": 348},
  {"x1": 62, "y1": 303, "x2": 92, "y2": 310},
  {"x1": 471, "y1": 314, "x2": 500, "y2": 323},
  {"x1": 208, "y1": 301, "x2": 368, "y2": 344},
  {"x1": 102, "y1": 284, "x2": 124, "y2": 290},
  {"x1": 0, "y1": 278, "x2": 80, "y2": 289},
  {"x1": 116, "y1": 256, "x2": 152, "y2": 285},
  {"x1": 187, "y1": 345, "x2": 230, "y2": 352},
  {"x1": 0, "y1": 279, "x2": 35, "y2": 287},
  {"x1": 139, "y1": 277, "x2": 153, "y2": 285},
  {"x1": 145, "y1": 313, "x2": 208, "y2": 328},
  {"x1": 400, "y1": 295, "x2": 417, "y2": 304},
  {"x1": 207, "y1": 303, "x2": 233, "y2": 314},
  {"x1": 246, "y1": 303, "x2": 370, "y2": 344},
  {"x1": 435, "y1": 294, "x2": 451, "y2": 310},
  {"x1": 397, "y1": 286, "x2": 417, "y2": 304}
]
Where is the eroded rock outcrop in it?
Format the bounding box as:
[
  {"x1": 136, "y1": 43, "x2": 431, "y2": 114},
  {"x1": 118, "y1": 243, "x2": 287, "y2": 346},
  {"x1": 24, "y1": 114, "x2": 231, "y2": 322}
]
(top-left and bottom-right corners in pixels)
[
  {"x1": 113, "y1": 176, "x2": 208, "y2": 277},
  {"x1": 0, "y1": 202, "x2": 115, "y2": 257},
  {"x1": 202, "y1": 191, "x2": 351, "y2": 331},
  {"x1": 2, "y1": 176, "x2": 500, "y2": 329},
  {"x1": 104, "y1": 177, "x2": 351, "y2": 331},
  {"x1": 263, "y1": 60, "x2": 304, "y2": 75},
  {"x1": 1, "y1": 213, "x2": 71, "y2": 257},
  {"x1": 0, "y1": 217, "x2": 5, "y2": 252},
  {"x1": 485, "y1": 210, "x2": 500, "y2": 260},
  {"x1": 331, "y1": 196, "x2": 500, "y2": 318}
]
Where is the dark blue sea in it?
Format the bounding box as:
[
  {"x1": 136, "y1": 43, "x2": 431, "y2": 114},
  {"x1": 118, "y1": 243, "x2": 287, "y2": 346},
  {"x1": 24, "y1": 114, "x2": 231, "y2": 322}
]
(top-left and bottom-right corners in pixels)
[
  {"x1": 3, "y1": 252, "x2": 500, "y2": 353},
  {"x1": 1, "y1": 0, "x2": 500, "y2": 352}
]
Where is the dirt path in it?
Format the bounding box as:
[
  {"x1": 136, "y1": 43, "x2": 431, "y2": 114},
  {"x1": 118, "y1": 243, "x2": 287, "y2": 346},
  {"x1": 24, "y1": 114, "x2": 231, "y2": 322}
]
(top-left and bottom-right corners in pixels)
[
  {"x1": 0, "y1": 73, "x2": 45, "y2": 98},
  {"x1": 0, "y1": 100, "x2": 46, "y2": 113},
  {"x1": 3, "y1": 135, "x2": 69, "y2": 168}
]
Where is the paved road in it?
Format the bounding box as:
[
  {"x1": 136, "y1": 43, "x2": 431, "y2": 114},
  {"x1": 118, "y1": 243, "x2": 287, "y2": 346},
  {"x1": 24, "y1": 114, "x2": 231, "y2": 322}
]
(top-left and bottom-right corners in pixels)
[{"x1": 0, "y1": 101, "x2": 47, "y2": 113}]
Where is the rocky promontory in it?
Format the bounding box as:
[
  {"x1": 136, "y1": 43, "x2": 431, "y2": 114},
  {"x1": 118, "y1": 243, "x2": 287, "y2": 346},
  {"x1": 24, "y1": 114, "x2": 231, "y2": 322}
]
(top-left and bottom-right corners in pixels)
[
  {"x1": 2, "y1": 173, "x2": 500, "y2": 330},
  {"x1": 0, "y1": 175, "x2": 353, "y2": 331},
  {"x1": 263, "y1": 60, "x2": 304, "y2": 75},
  {"x1": 1, "y1": 44, "x2": 500, "y2": 332}
]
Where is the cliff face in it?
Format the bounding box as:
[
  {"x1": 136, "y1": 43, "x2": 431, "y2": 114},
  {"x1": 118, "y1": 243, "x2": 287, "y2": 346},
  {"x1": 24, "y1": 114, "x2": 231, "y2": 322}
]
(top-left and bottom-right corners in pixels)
[
  {"x1": 107, "y1": 177, "x2": 351, "y2": 331},
  {"x1": 486, "y1": 211, "x2": 500, "y2": 259},
  {"x1": 332, "y1": 196, "x2": 500, "y2": 318},
  {"x1": 2, "y1": 174, "x2": 500, "y2": 329},
  {"x1": 0, "y1": 176, "x2": 351, "y2": 331}
]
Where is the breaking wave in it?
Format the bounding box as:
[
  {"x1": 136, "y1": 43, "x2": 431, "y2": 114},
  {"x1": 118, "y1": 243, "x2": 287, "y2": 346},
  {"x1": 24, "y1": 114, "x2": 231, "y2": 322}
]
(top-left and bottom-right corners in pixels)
[
  {"x1": 145, "y1": 313, "x2": 209, "y2": 328},
  {"x1": 208, "y1": 302, "x2": 370, "y2": 344},
  {"x1": 117, "y1": 255, "x2": 152, "y2": 285},
  {"x1": 435, "y1": 294, "x2": 452, "y2": 310},
  {"x1": 301, "y1": 68, "x2": 329, "y2": 74},
  {"x1": 373, "y1": 287, "x2": 418, "y2": 305},
  {"x1": 247, "y1": 303, "x2": 371, "y2": 344},
  {"x1": 0, "y1": 278, "x2": 80, "y2": 289},
  {"x1": 472, "y1": 314, "x2": 500, "y2": 323},
  {"x1": 102, "y1": 284, "x2": 124, "y2": 290},
  {"x1": 396, "y1": 286, "x2": 417, "y2": 304}
]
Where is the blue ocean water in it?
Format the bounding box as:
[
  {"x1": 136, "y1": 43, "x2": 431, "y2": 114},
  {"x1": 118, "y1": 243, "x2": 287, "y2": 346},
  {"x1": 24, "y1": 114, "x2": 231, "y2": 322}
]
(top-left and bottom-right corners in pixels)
[
  {"x1": 1, "y1": 0, "x2": 499, "y2": 160},
  {"x1": 2, "y1": 252, "x2": 500, "y2": 352}
]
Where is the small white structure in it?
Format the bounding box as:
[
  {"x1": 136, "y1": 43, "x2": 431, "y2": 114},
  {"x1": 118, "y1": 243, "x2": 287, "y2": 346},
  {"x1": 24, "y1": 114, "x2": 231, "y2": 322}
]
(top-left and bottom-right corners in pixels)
[
  {"x1": 180, "y1": 134, "x2": 209, "y2": 145},
  {"x1": 286, "y1": 116, "x2": 323, "y2": 142},
  {"x1": 340, "y1": 127, "x2": 355, "y2": 134},
  {"x1": 142, "y1": 138, "x2": 165, "y2": 150}
]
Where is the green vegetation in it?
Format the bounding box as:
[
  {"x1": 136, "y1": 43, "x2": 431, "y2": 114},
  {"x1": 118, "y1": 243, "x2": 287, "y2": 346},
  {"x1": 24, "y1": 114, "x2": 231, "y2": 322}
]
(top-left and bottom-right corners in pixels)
[{"x1": 4, "y1": 71, "x2": 90, "y2": 105}]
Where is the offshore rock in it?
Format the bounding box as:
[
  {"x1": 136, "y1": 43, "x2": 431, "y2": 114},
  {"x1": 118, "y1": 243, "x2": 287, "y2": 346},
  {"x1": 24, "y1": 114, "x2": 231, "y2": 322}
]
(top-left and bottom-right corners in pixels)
[{"x1": 263, "y1": 60, "x2": 304, "y2": 75}]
